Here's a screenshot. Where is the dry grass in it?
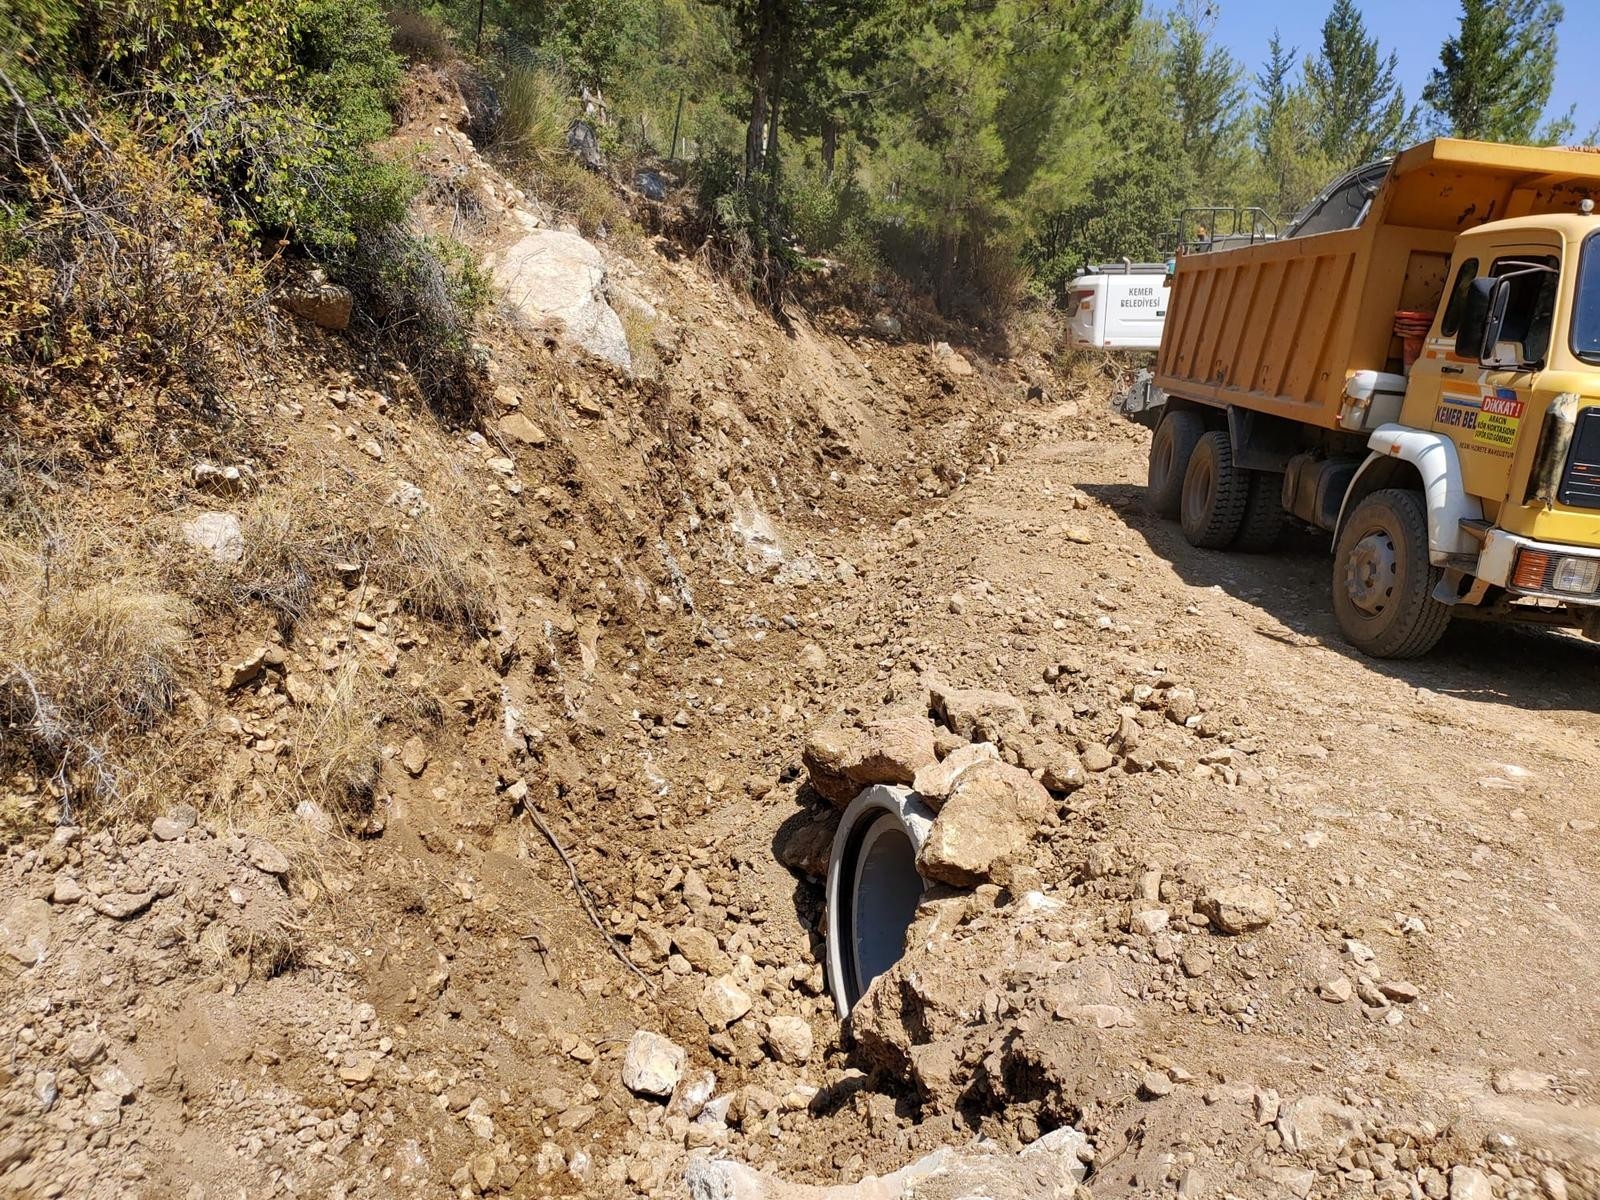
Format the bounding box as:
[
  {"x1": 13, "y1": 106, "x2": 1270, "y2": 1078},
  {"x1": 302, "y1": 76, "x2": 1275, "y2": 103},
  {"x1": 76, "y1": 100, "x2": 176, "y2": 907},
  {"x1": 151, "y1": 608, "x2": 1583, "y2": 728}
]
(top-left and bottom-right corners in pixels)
[
  {"x1": 288, "y1": 665, "x2": 382, "y2": 818},
  {"x1": 0, "y1": 517, "x2": 191, "y2": 819},
  {"x1": 233, "y1": 485, "x2": 339, "y2": 631},
  {"x1": 485, "y1": 63, "x2": 632, "y2": 239},
  {"x1": 362, "y1": 484, "x2": 496, "y2": 633},
  {"x1": 491, "y1": 65, "x2": 572, "y2": 173},
  {"x1": 213, "y1": 468, "x2": 495, "y2": 636},
  {"x1": 618, "y1": 301, "x2": 660, "y2": 377}
]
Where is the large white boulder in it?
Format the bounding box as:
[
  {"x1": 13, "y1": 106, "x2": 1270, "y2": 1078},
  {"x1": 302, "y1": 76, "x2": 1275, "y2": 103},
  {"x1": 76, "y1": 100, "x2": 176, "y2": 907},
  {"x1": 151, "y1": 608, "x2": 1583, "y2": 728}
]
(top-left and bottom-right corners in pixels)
[{"x1": 488, "y1": 230, "x2": 631, "y2": 371}]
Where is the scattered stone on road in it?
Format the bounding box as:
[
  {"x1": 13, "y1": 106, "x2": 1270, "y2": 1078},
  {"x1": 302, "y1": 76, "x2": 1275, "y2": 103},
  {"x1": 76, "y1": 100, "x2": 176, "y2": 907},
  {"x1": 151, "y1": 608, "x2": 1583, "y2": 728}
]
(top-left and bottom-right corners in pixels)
[
  {"x1": 1197, "y1": 884, "x2": 1278, "y2": 934},
  {"x1": 621, "y1": 1030, "x2": 685, "y2": 1099}
]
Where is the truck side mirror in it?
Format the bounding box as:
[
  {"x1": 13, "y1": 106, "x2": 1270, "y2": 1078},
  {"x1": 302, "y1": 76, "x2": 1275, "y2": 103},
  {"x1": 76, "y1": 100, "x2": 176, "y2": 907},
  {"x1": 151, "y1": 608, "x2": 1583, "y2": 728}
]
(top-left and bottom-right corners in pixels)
[
  {"x1": 1454, "y1": 277, "x2": 1497, "y2": 360},
  {"x1": 1478, "y1": 278, "x2": 1513, "y2": 366}
]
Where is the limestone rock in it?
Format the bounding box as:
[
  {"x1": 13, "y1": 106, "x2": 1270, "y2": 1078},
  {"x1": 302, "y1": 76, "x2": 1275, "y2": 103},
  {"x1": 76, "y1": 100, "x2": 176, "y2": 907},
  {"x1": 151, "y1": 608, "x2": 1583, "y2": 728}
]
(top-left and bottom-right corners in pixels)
[
  {"x1": 182, "y1": 511, "x2": 244, "y2": 563},
  {"x1": 1275, "y1": 1094, "x2": 1363, "y2": 1157},
  {"x1": 248, "y1": 839, "x2": 292, "y2": 878},
  {"x1": 1379, "y1": 979, "x2": 1419, "y2": 1004},
  {"x1": 192, "y1": 461, "x2": 255, "y2": 497},
  {"x1": 278, "y1": 271, "x2": 353, "y2": 330},
  {"x1": 498, "y1": 412, "x2": 548, "y2": 446},
  {"x1": 1449, "y1": 1166, "x2": 1492, "y2": 1200},
  {"x1": 763, "y1": 1016, "x2": 813, "y2": 1066},
  {"x1": 683, "y1": 1124, "x2": 1090, "y2": 1199},
  {"x1": 622, "y1": 1031, "x2": 685, "y2": 1099},
  {"x1": 800, "y1": 725, "x2": 857, "y2": 805},
  {"x1": 1018, "y1": 739, "x2": 1084, "y2": 793},
  {"x1": 1129, "y1": 907, "x2": 1169, "y2": 936},
  {"x1": 932, "y1": 341, "x2": 975, "y2": 379},
  {"x1": 1318, "y1": 977, "x2": 1352, "y2": 1003},
  {"x1": 774, "y1": 813, "x2": 838, "y2": 880},
  {"x1": 1080, "y1": 744, "x2": 1116, "y2": 773},
  {"x1": 917, "y1": 761, "x2": 1052, "y2": 887},
  {"x1": 802, "y1": 716, "x2": 938, "y2": 808},
  {"x1": 488, "y1": 229, "x2": 631, "y2": 370},
  {"x1": 630, "y1": 921, "x2": 673, "y2": 967},
  {"x1": 400, "y1": 736, "x2": 430, "y2": 778},
  {"x1": 1, "y1": 898, "x2": 51, "y2": 965},
  {"x1": 846, "y1": 717, "x2": 939, "y2": 789},
  {"x1": 929, "y1": 682, "x2": 1025, "y2": 741},
  {"x1": 699, "y1": 976, "x2": 753, "y2": 1030},
  {"x1": 673, "y1": 927, "x2": 732, "y2": 975},
  {"x1": 1197, "y1": 884, "x2": 1278, "y2": 934},
  {"x1": 911, "y1": 741, "x2": 999, "y2": 806},
  {"x1": 91, "y1": 890, "x2": 158, "y2": 920}
]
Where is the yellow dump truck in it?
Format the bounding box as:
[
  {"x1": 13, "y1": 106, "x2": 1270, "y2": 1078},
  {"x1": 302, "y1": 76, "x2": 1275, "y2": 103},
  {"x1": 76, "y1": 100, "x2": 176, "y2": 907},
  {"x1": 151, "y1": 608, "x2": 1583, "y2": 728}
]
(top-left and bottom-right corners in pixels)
[{"x1": 1146, "y1": 138, "x2": 1600, "y2": 657}]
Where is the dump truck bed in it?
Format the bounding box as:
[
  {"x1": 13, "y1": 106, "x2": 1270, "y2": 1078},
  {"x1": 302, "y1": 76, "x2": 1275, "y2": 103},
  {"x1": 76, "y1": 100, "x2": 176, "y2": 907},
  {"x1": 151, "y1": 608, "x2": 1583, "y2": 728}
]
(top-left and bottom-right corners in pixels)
[{"x1": 1154, "y1": 139, "x2": 1600, "y2": 430}]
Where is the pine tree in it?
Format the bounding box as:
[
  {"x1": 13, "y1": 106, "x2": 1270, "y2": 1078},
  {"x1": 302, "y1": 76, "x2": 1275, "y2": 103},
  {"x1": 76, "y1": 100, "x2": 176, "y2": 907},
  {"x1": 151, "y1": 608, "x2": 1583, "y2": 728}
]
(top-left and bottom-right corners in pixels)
[
  {"x1": 1250, "y1": 31, "x2": 1332, "y2": 220},
  {"x1": 1254, "y1": 31, "x2": 1295, "y2": 152},
  {"x1": 1305, "y1": 0, "x2": 1417, "y2": 164},
  {"x1": 1423, "y1": 0, "x2": 1568, "y2": 143},
  {"x1": 1167, "y1": 1, "x2": 1247, "y2": 198}
]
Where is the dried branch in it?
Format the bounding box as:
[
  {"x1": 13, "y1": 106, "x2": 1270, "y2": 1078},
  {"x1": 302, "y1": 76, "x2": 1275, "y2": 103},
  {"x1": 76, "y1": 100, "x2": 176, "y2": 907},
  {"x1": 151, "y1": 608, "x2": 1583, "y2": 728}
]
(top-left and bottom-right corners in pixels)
[{"x1": 521, "y1": 805, "x2": 653, "y2": 989}]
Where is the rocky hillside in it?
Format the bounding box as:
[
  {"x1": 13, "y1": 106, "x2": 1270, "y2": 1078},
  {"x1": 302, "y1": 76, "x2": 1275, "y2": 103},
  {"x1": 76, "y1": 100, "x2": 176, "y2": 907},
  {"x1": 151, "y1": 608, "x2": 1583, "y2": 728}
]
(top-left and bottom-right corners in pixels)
[{"x1": 0, "y1": 64, "x2": 1065, "y2": 1200}]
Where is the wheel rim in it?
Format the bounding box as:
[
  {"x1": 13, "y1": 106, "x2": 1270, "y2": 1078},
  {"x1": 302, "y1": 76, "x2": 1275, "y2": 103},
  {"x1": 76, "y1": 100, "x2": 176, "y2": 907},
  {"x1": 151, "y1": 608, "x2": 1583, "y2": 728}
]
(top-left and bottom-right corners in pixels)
[
  {"x1": 1345, "y1": 530, "x2": 1398, "y2": 616},
  {"x1": 1183, "y1": 455, "x2": 1214, "y2": 522}
]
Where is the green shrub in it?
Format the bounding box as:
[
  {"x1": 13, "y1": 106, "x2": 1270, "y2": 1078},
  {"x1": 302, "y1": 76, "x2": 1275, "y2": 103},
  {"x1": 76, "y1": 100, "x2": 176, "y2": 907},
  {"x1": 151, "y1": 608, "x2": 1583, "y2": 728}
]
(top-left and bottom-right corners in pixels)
[
  {"x1": 0, "y1": 123, "x2": 264, "y2": 403},
  {"x1": 3, "y1": 0, "x2": 410, "y2": 256}
]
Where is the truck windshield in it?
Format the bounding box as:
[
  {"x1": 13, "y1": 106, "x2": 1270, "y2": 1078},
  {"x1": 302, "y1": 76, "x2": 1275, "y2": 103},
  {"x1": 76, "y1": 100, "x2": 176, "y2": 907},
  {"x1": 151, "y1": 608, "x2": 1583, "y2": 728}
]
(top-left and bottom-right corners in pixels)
[{"x1": 1578, "y1": 231, "x2": 1600, "y2": 364}]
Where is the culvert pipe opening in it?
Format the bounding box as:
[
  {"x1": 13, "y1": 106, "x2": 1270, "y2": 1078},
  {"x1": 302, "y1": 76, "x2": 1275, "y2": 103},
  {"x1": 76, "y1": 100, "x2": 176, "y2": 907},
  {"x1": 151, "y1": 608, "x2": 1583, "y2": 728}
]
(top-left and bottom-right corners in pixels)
[{"x1": 825, "y1": 785, "x2": 935, "y2": 1018}]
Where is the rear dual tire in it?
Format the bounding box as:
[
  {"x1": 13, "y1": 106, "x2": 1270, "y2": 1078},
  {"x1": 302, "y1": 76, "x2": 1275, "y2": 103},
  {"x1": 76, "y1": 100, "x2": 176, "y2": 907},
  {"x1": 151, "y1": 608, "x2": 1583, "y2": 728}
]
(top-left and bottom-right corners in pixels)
[
  {"x1": 1147, "y1": 410, "x2": 1204, "y2": 518},
  {"x1": 1180, "y1": 430, "x2": 1251, "y2": 549},
  {"x1": 1150, "y1": 414, "x2": 1283, "y2": 552}
]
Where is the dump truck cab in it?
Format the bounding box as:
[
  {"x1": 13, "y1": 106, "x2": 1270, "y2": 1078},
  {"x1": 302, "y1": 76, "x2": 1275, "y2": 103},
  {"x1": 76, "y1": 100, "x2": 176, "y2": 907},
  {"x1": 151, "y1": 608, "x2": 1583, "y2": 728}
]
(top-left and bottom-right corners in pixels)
[
  {"x1": 1142, "y1": 138, "x2": 1600, "y2": 657},
  {"x1": 1398, "y1": 214, "x2": 1600, "y2": 606}
]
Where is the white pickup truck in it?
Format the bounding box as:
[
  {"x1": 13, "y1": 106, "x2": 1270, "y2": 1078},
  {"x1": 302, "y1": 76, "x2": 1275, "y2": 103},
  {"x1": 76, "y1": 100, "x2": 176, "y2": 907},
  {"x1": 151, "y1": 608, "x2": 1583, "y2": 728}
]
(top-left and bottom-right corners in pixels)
[
  {"x1": 1065, "y1": 261, "x2": 1171, "y2": 350},
  {"x1": 1069, "y1": 208, "x2": 1280, "y2": 350}
]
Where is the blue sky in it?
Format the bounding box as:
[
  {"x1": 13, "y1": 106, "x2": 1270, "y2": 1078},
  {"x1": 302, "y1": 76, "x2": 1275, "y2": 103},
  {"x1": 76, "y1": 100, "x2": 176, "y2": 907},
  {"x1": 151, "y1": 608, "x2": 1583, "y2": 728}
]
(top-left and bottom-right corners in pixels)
[{"x1": 1184, "y1": 0, "x2": 1598, "y2": 135}]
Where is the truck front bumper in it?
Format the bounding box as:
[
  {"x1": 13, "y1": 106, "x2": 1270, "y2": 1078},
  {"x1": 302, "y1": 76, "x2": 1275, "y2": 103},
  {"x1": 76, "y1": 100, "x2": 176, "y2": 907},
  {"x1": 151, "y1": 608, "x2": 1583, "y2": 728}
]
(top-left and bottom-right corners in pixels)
[{"x1": 1476, "y1": 529, "x2": 1600, "y2": 606}]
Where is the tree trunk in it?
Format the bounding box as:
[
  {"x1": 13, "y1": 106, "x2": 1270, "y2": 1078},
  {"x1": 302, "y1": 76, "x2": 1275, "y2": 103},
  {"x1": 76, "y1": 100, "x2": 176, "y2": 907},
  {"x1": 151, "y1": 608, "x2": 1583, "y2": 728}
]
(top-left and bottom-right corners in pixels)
[
  {"x1": 821, "y1": 117, "x2": 838, "y2": 182},
  {"x1": 744, "y1": 0, "x2": 780, "y2": 180},
  {"x1": 764, "y1": 26, "x2": 787, "y2": 172}
]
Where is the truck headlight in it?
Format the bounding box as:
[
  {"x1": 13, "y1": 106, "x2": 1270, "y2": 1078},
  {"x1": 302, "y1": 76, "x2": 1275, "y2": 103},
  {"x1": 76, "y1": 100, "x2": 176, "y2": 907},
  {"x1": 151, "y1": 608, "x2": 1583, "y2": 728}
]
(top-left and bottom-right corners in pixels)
[
  {"x1": 1553, "y1": 556, "x2": 1600, "y2": 594},
  {"x1": 1511, "y1": 550, "x2": 1600, "y2": 593}
]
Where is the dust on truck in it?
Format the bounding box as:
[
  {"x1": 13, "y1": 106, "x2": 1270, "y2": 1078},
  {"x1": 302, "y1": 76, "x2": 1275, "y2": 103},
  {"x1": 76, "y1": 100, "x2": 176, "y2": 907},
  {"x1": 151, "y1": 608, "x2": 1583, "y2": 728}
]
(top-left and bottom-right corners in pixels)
[{"x1": 1146, "y1": 137, "x2": 1600, "y2": 658}]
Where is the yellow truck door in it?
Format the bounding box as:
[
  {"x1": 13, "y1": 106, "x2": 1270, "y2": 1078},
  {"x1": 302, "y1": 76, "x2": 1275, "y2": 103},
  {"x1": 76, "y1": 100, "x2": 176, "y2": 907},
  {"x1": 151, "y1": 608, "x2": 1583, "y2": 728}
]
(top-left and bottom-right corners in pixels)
[{"x1": 1410, "y1": 236, "x2": 1561, "y2": 513}]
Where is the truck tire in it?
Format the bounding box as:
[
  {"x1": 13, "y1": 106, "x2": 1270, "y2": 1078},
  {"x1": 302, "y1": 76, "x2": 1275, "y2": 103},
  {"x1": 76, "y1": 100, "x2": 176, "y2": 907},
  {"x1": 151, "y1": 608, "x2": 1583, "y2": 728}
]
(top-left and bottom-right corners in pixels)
[
  {"x1": 1233, "y1": 471, "x2": 1286, "y2": 552},
  {"x1": 1148, "y1": 410, "x2": 1205, "y2": 517},
  {"x1": 1332, "y1": 489, "x2": 1451, "y2": 659},
  {"x1": 1180, "y1": 430, "x2": 1249, "y2": 549}
]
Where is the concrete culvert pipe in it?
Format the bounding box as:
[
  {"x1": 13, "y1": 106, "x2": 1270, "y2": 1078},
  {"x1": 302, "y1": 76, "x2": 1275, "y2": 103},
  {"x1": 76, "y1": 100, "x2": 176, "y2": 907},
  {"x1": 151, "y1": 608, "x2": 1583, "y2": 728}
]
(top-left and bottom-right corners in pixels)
[{"x1": 825, "y1": 785, "x2": 935, "y2": 1018}]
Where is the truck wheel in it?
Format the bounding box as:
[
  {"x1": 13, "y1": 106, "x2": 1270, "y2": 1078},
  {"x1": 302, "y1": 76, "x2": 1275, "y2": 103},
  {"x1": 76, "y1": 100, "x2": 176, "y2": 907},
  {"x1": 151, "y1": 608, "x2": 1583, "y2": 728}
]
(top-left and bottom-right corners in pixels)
[
  {"x1": 1233, "y1": 471, "x2": 1286, "y2": 553},
  {"x1": 1180, "y1": 430, "x2": 1249, "y2": 548},
  {"x1": 1332, "y1": 489, "x2": 1451, "y2": 659},
  {"x1": 1148, "y1": 410, "x2": 1205, "y2": 517}
]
